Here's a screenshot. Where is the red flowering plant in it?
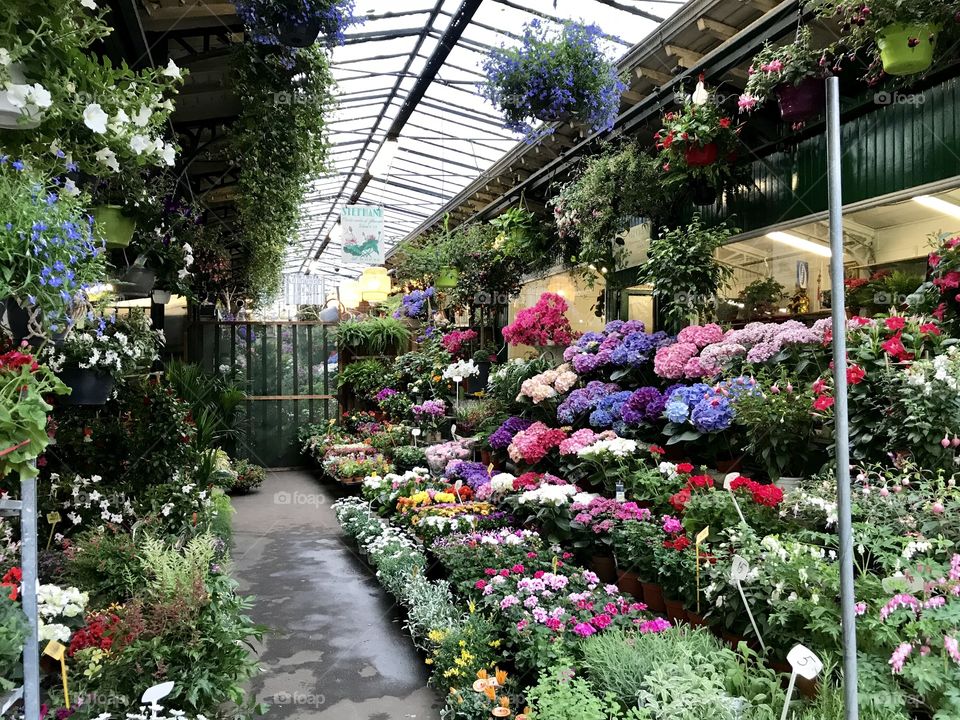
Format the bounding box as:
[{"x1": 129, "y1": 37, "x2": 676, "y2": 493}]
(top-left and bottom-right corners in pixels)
[
  {"x1": 912, "y1": 233, "x2": 960, "y2": 335},
  {"x1": 0, "y1": 567, "x2": 27, "y2": 692},
  {"x1": 654, "y1": 80, "x2": 743, "y2": 197},
  {"x1": 502, "y1": 292, "x2": 578, "y2": 349},
  {"x1": 0, "y1": 345, "x2": 68, "y2": 480},
  {"x1": 441, "y1": 328, "x2": 478, "y2": 359},
  {"x1": 681, "y1": 474, "x2": 785, "y2": 540},
  {"x1": 506, "y1": 422, "x2": 568, "y2": 467},
  {"x1": 652, "y1": 514, "x2": 701, "y2": 606},
  {"x1": 668, "y1": 472, "x2": 715, "y2": 513}
]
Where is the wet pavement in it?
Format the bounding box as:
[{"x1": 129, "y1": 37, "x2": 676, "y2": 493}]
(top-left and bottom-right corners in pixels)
[{"x1": 231, "y1": 469, "x2": 441, "y2": 720}]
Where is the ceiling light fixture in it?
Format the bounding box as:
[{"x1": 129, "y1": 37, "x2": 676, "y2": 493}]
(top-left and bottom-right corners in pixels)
[
  {"x1": 913, "y1": 194, "x2": 960, "y2": 219},
  {"x1": 766, "y1": 231, "x2": 832, "y2": 258}
]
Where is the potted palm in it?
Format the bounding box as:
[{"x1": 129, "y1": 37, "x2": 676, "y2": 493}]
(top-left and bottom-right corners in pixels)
[
  {"x1": 481, "y1": 19, "x2": 626, "y2": 140},
  {"x1": 811, "y1": 0, "x2": 951, "y2": 77},
  {"x1": 739, "y1": 28, "x2": 827, "y2": 123}
]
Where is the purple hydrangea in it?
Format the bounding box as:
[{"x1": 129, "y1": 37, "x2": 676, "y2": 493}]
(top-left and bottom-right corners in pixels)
[
  {"x1": 588, "y1": 390, "x2": 634, "y2": 430},
  {"x1": 489, "y1": 416, "x2": 534, "y2": 450},
  {"x1": 445, "y1": 460, "x2": 493, "y2": 490},
  {"x1": 557, "y1": 381, "x2": 620, "y2": 424},
  {"x1": 690, "y1": 396, "x2": 734, "y2": 432},
  {"x1": 621, "y1": 387, "x2": 667, "y2": 426}
]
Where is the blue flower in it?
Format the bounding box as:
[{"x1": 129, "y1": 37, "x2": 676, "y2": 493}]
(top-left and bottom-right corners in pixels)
[{"x1": 664, "y1": 399, "x2": 690, "y2": 424}]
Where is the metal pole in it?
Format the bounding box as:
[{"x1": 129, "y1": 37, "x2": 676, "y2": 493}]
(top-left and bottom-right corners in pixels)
[
  {"x1": 825, "y1": 75, "x2": 859, "y2": 719},
  {"x1": 21, "y1": 471, "x2": 40, "y2": 720}
]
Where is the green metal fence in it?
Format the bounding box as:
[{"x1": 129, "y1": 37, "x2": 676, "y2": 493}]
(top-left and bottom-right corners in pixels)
[{"x1": 188, "y1": 319, "x2": 337, "y2": 467}]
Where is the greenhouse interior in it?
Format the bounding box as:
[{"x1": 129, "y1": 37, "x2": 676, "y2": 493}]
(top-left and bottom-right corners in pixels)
[{"x1": 2, "y1": 0, "x2": 960, "y2": 718}]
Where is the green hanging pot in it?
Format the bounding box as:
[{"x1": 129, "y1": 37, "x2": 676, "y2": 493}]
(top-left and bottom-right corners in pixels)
[
  {"x1": 91, "y1": 205, "x2": 137, "y2": 249},
  {"x1": 876, "y1": 22, "x2": 937, "y2": 76},
  {"x1": 435, "y1": 266, "x2": 459, "y2": 289}
]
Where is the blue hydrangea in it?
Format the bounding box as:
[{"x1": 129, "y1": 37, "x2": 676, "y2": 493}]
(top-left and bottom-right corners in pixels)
[
  {"x1": 664, "y1": 399, "x2": 691, "y2": 424},
  {"x1": 690, "y1": 397, "x2": 734, "y2": 432}
]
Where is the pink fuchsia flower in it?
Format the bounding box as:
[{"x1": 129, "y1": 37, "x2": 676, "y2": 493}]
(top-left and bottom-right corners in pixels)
[
  {"x1": 738, "y1": 94, "x2": 758, "y2": 111},
  {"x1": 761, "y1": 59, "x2": 784, "y2": 72},
  {"x1": 890, "y1": 642, "x2": 913, "y2": 673},
  {"x1": 945, "y1": 636, "x2": 960, "y2": 664}
]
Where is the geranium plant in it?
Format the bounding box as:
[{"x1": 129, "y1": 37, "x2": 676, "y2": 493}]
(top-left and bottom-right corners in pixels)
[
  {"x1": 502, "y1": 292, "x2": 578, "y2": 348},
  {"x1": 481, "y1": 19, "x2": 626, "y2": 140},
  {"x1": 0, "y1": 346, "x2": 68, "y2": 479},
  {"x1": 0, "y1": 157, "x2": 107, "y2": 338}
]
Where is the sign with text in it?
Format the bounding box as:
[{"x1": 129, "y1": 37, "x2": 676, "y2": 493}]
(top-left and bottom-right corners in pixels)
[
  {"x1": 283, "y1": 275, "x2": 326, "y2": 306},
  {"x1": 340, "y1": 205, "x2": 385, "y2": 264}
]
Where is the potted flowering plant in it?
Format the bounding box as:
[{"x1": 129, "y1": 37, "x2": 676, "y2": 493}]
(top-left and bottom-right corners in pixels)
[
  {"x1": 481, "y1": 19, "x2": 626, "y2": 141},
  {"x1": 0, "y1": 0, "x2": 183, "y2": 173},
  {"x1": 739, "y1": 28, "x2": 827, "y2": 123},
  {"x1": 234, "y1": 0, "x2": 360, "y2": 48},
  {"x1": 502, "y1": 292, "x2": 579, "y2": 362},
  {"x1": 40, "y1": 309, "x2": 160, "y2": 405},
  {"x1": 0, "y1": 158, "x2": 107, "y2": 340},
  {"x1": 654, "y1": 81, "x2": 742, "y2": 205},
  {"x1": 0, "y1": 346, "x2": 68, "y2": 479},
  {"x1": 810, "y1": 0, "x2": 952, "y2": 77},
  {"x1": 0, "y1": 587, "x2": 28, "y2": 692}
]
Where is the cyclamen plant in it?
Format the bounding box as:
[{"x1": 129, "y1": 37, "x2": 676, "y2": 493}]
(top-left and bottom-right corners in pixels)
[{"x1": 481, "y1": 19, "x2": 626, "y2": 141}]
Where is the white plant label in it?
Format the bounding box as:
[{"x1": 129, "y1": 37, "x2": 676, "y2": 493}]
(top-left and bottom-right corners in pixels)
[
  {"x1": 722, "y1": 475, "x2": 748, "y2": 524},
  {"x1": 410, "y1": 428, "x2": 421, "y2": 437},
  {"x1": 787, "y1": 644, "x2": 823, "y2": 680},
  {"x1": 450, "y1": 423, "x2": 457, "y2": 439},
  {"x1": 730, "y1": 555, "x2": 750, "y2": 583},
  {"x1": 729, "y1": 555, "x2": 765, "y2": 654}
]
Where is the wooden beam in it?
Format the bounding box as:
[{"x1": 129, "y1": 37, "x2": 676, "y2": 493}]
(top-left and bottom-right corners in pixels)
[
  {"x1": 141, "y1": 2, "x2": 238, "y2": 32},
  {"x1": 622, "y1": 89, "x2": 646, "y2": 104},
  {"x1": 635, "y1": 66, "x2": 673, "y2": 85},
  {"x1": 665, "y1": 45, "x2": 704, "y2": 69},
  {"x1": 697, "y1": 17, "x2": 739, "y2": 40},
  {"x1": 748, "y1": 0, "x2": 778, "y2": 11}
]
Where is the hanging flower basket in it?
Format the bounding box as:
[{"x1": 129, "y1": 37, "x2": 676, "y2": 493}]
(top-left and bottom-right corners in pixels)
[
  {"x1": 775, "y1": 76, "x2": 825, "y2": 123},
  {"x1": 0, "y1": 64, "x2": 43, "y2": 130},
  {"x1": 435, "y1": 267, "x2": 459, "y2": 289},
  {"x1": 277, "y1": 17, "x2": 323, "y2": 47},
  {"x1": 57, "y1": 366, "x2": 115, "y2": 406},
  {"x1": 3, "y1": 298, "x2": 30, "y2": 343},
  {"x1": 684, "y1": 142, "x2": 719, "y2": 167},
  {"x1": 92, "y1": 205, "x2": 137, "y2": 249},
  {"x1": 877, "y1": 22, "x2": 937, "y2": 76}
]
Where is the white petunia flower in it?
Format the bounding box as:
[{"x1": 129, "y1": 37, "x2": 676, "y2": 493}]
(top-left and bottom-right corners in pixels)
[
  {"x1": 160, "y1": 142, "x2": 176, "y2": 166},
  {"x1": 0, "y1": 49, "x2": 11, "y2": 66},
  {"x1": 162, "y1": 59, "x2": 182, "y2": 80},
  {"x1": 131, "y1": 104, "x2": 152, "y2": 127},
  {"x1": 94, "y1": 147, "x2": 120, "y2": 172},
  {"x1": 83, "y1": 103, "x2": 108, "y2": 133},
  {"x1": 80, "y1": 0, "x2": 97, "y2": 9},
  {"x1": 129, "y1": 133, "x2": 152, "y2": 154}
]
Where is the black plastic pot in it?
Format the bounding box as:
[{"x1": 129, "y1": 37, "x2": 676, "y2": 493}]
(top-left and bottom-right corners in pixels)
[
  {"x1": 465, "y1": 360, "x2": 490, "y2": 395},
  {"x1": 58, "y1": 366, "x2": 115, "y2": 406},
  {"x1": 690, "y1": 180, "x2": 718, "y2": 206},
  {"x1": 277, "y1": 17, "x2": 322, "y2": 47},
  {"x1": 4, "y1": 297, "x2": 30, "y2": 342}
]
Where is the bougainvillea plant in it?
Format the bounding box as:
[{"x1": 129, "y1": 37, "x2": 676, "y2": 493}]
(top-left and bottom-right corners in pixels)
[
  {"x1": 502, "y1": 292, "x2": 578, "y2": 348},
  {"x1": 481, "y1": 19, "x2": 626, "y2": 141}
]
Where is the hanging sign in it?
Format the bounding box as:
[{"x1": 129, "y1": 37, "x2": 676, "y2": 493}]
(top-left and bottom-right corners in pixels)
[
  {"x1": 283, "y1": 275, "x2": 326, "y2": 306},
  {"x1": 340, "y1": 205, "x2": 385, "y2": 264}
]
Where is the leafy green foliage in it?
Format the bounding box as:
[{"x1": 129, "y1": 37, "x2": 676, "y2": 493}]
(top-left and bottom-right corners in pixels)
[
  {"x1": 336, "y1": 316, "x2": 412, "y2": 355},
  {"x1": 0, "y1": 593, "x2": 27, "y2": 692}
]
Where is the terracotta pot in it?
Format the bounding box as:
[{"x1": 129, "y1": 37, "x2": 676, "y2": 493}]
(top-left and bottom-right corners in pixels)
[
  {"x1": 616, "y1": 569, "x2": 644, "y2": 600},
  {"x1": 590, "y1": 554, "x2": 618, "y2": 584},
  {"x1": 684, "y1": 142, "x2": 718, "y2": 166},
  {"x1": 480, "y1": 449, "x2": 493, "y2": 466},
  {"x1": 685, "y1": 609, "x2": 708, "y2": 627},
  {"x1": 640, "y1": 582, "x2": 666, "y2": 614},
  {"x1": 664, "y1": 597, "x2": 686, "y2": 624},
  {"x1": 775, "y1": 76, "x2": 825, "y2": 124}
]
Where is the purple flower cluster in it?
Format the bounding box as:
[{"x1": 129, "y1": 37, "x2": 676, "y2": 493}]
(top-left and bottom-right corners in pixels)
[
  {"x1": 393, "y1": 287, "x2": 436, "y2": 319},
  {"x1": 489, "y1": 416, "x2": 534, "y2": 450},
  {"x1": 557, "y1": 381, "x2": 620, "y2": 424},
  {"x1": 375, "y1": 387, "x2": 398, "y2": 402},
  {"x1": 663, "y1": 380, "x2": 747, "y2": 433},
  {"x1": 564, "y1": 320, "x2": 671, "y2": 376},
  {"x1": 412, "y1": 399, "x2": 445, "y2": 419},
  {"x1": 445, "y1": 460, "x2": 493, "y2": 491},
  {"x1": 588, "y1": 390, "x2": 634, "y2": 430},
  {"x1": 234, "y1": 0, "x2": 361, "y2": 47},
  {"x1": 621, "y1": 387, "x2": 667, "y2": 427}
]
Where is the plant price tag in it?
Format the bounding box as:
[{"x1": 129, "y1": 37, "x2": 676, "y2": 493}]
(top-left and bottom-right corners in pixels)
[
  {"x1": 787, "y1": 644, "x2": 823, "y2": 680},
  {"x1": 729, "y1": 555, "x2": 765, "y2": 654}
]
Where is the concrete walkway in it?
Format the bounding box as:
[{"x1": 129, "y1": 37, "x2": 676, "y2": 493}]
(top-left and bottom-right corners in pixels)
[{"x1": 231, "y1": 469, "x2": 441, "y2": 720}]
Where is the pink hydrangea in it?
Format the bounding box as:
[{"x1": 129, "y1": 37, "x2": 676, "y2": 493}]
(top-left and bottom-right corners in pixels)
[
  {"x1": 508, "y1": 422, "x2": 568, "y2": 465},
  {"x1": 654, "y1": 342, "x2": 699, "y2": 379},
  {"x1": 503, "y1": 292, "x2": 579, "y2": 347},
  {"x1": 677, "y1": 323, "x2": 725, "y2": 348},
  {"x1": 559, "y1": 429, "x2": 616, "y2": 455}
]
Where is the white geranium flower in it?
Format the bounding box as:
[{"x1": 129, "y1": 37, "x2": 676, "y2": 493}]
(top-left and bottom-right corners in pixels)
[
  {"x1": 82, "y1": 103, "x2": 108, "y2": 133},
  {"x1": 162, "y1": 59, "x2": 181, "y2": 80},
  {"x1": 94, "y1": 147, "x2": 120, "y2": 172},
  {"x1": 131, "y1": 104, "x2": 152, "y2": 127},
  {"x1": 129, "y1": 133, "x2": 152, "y2": 154}
]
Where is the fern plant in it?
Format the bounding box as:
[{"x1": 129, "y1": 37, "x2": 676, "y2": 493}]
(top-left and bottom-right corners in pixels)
[{"x1": 336, "y1": 316, "x2": 411, "y2": 355}]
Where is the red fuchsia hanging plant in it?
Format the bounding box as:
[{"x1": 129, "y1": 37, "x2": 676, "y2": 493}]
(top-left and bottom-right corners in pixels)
[{"x1": 654, "y1": 78, "x2": 743, "y2": 205}]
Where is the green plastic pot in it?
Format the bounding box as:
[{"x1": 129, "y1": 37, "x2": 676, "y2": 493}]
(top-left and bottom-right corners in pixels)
[
  {"x1": 92, "y1": 205, "x2": 137, "y2": 249},
  {"x1": 435, "y1": 267, "x2": 459, "y2": 289},
  {"x1": 877, "y1": 22, "x2": 937, "y2": 76}
]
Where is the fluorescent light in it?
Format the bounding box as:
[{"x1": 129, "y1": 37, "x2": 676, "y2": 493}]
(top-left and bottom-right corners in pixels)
[
  {"x1": 914, "y1": 195, "x2": 960, "y2": 219},
  {"x1": 766, "y1": 231, "x2": 832, "y2": 258},
  {"x1": 368, "y1": 138, "x2": 399, "y2": 178}
]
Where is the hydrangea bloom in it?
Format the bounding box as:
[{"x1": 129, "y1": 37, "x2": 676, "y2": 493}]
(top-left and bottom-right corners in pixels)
[
  {"x1": 557, "y1": 381, "x2": 620, "y2": 424},
  {"x1": 508, "y1": 422, "x2": 568, "y2": 465},
  {"x1": 621, "y1": 387, "x2": 667, "y2": 426},
  {"x1": 654, "y1": 342, "x2": 699, "y2": 379},
  {"x1": 489, "y1": 416, "x2": 534, "y2": 450}
]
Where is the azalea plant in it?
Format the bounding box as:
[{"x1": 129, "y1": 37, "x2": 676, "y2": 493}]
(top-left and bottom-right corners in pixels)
[
  {"x1": 502, "y1": 292, "x2": 578, "y2": 348},
  {"x1": 739, "y1": 28, "x2": 827, "y2": 111},
  {"x1": 481, "y1": 19, "x2": 626, "y2": 140},
  {"x1": 0, "y1": 0, "x2": 183, "y2": 174},
  {"x1": 0, "y1": 157, "x2": 107, "y2": 338}
]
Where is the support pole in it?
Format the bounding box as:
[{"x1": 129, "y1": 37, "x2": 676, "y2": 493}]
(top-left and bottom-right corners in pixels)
[
  {"x1": 21, "y1": 471, "x2": 40, "y2": 720},
  {"x1": 825, "y1": 75, "x2": 859, "y2": 720}
]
